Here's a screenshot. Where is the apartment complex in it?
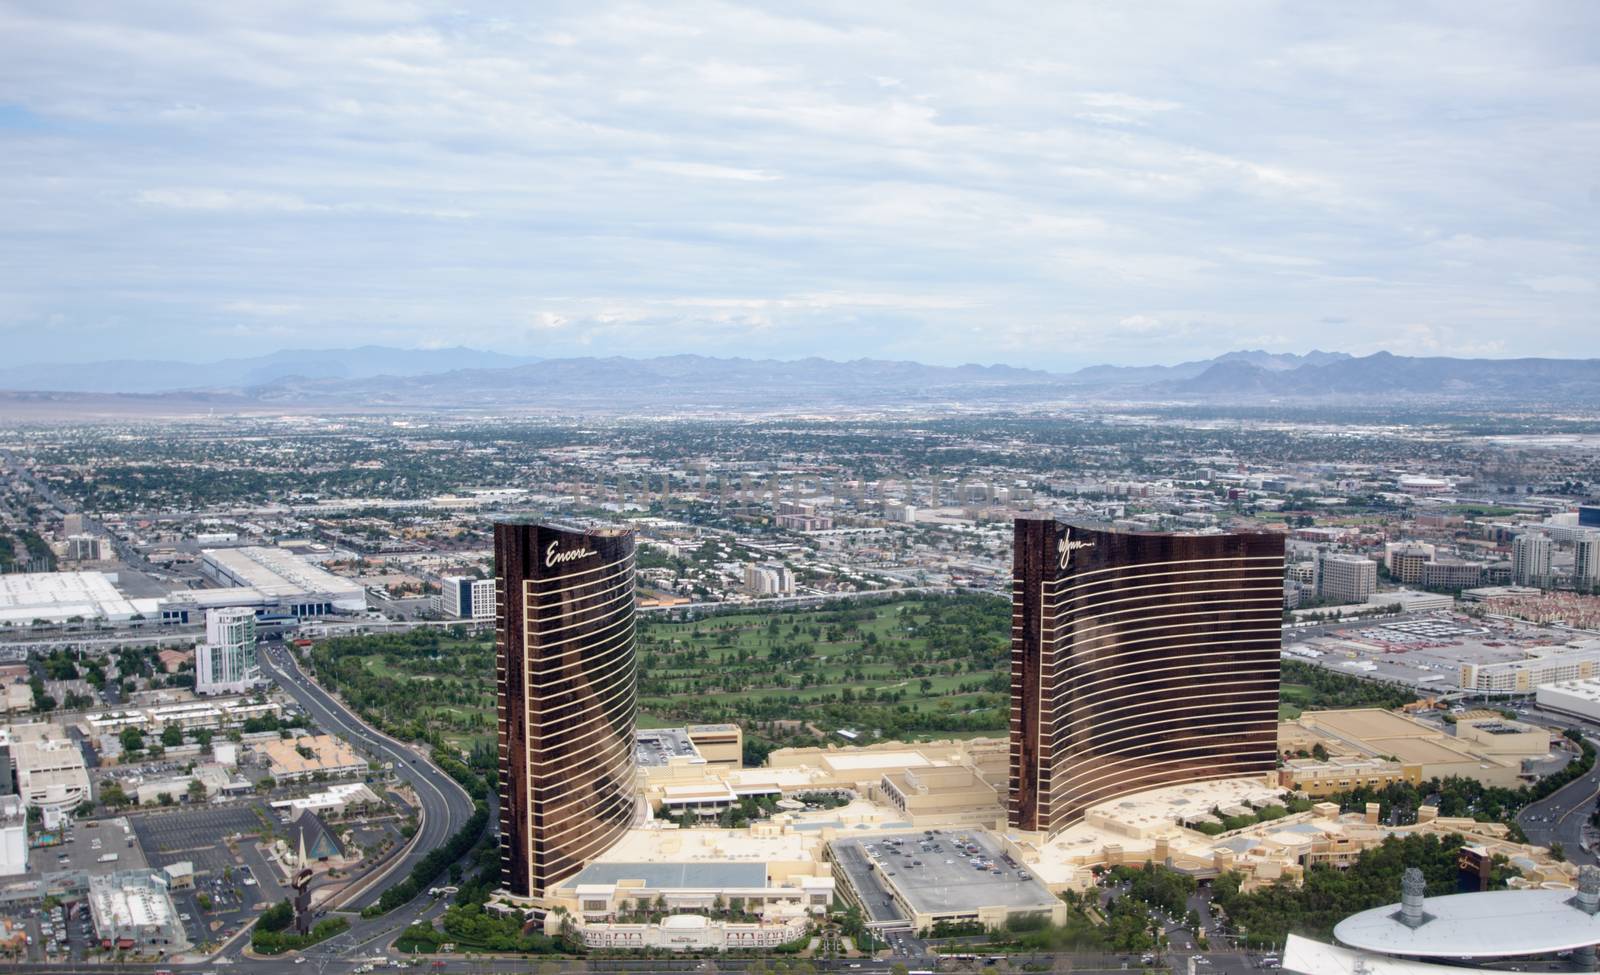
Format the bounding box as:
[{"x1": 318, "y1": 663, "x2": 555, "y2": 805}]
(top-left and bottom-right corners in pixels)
[
  {"x1": 496, "y1": 521, "x2": 639, "y2": 903},
  {"x1": 440, "y1": 575, "x2": 496, "y2": 621},
  {"x1": 1460, "y1": 642, "x2": 1600, "y2": 694},
  {"x1": 1575, "y1": 533, "x2": 1600, "y2": 587},
  {"x1": 195, "y1": 606, "x2": 259, "y2": 695},
  {"x1": 742, "y1": 562, "x2": 795, "y2": 596},
  {"x1": 1316, "y1": 552, "x2": 1377, "y2": 604},
  {"x1": 1009, "y1": 518, "x2": 1285, "y2": 836},
  {"x1": 1511, "y1": 533, "x2": 1553, "y2": 587}
]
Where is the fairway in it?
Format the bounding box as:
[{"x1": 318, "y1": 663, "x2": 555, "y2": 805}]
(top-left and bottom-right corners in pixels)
[{"x1": 304, "y1": 597, "x2": 1384, "y2": 763}]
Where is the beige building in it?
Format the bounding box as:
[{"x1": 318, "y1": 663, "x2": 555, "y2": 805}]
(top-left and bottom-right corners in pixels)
[
  {"x1": 686, "y1": 725, "x2": 743, "y2": 768},
  {"x1": 1280, "y1": 709, "x2": 1548, "y2": 788},
  {"x1": 1459, "y1": 642, "x2": 1600, "y2": 693},
  {"x1": 878, "y1": 766, "x2": 1001, "y2": 826},
  {"x1": 534, "y1": 822, "x2": 834, "y2": 932},
  {"x1": 260, "y1": 734, "x2": 366, "y2": 782},
  {"x1": 3, "y1": 723, "x2": 90, "y2": 821},
  {"x1": 1014, "y1": 775, "x2": 1574, "y2": 895},
  {"x1": 641, "y1": 735, "x2": 1010, "y2": 825},
  {"x1": 1279, "y1": 756, "x2": 1423, "y2": 797}
]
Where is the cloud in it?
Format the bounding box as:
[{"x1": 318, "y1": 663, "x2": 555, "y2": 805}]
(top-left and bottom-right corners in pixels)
[
  {"x1": 1522, "y1": 275, "x2": 1596, "y2": 295},
  {"x1": 221, "y1": 300, "x2": 302, "y2": 316},
  {"x1": 634, "y1": 160, "x2": 782, "y2": 182},
  {"x1": 135, "y1": 188, "x2": 325, "y2": 212},
  {"x1": 0, "y1": 2, "x2": 1595, "y2": 367}
]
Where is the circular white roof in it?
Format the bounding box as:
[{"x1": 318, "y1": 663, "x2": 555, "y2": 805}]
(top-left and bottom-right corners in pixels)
[{"x1": 1335, "y1": 889, "x2": 1600, "y2": 958}]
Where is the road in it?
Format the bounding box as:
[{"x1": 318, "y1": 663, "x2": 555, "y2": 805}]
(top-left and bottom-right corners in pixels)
[
  {"x1": 1516, "y1": 733, "x2": 1600, "y2": 866},
  {"x1": 236, "y1": 641, "x2": 481, "y2": 970},
  {"x1": 256, "y1": 642, "x2": 477, "y2": 912}
]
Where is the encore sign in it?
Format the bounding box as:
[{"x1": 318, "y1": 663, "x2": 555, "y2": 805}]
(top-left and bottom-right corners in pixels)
[
  {"x1": 1057, "y1": 529, "x2": 1094, "y2": 569},
  {"x1": 545, "y1": 540, "x2": 597, "y2": 567}
]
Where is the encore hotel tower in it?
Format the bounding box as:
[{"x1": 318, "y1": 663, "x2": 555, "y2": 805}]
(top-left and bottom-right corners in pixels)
[
  {"x1": 496, "y1": 521, "x2": 638, "y2": 901},
  {"x1": 1010, "y1": 517, "x2": 1285, "y2": 836}
]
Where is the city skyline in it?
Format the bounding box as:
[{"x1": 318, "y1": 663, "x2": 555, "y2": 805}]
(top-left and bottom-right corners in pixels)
[{"x1": 2, "y1": 3, "x2": 1596, "y2": 368}]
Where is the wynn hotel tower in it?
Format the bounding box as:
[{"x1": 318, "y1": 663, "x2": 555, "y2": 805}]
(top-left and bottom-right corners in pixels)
[
  {"x1": 496, "y1": 521, "x2": 639, "y2": 901},
  {"x1": 1010, "y1": 517, "x2": 1285, "y2": 836}
]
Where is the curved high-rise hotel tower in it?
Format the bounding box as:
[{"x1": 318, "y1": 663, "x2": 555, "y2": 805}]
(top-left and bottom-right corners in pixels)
[
  {"x1": 496, "y1": 521, "x2": 638, "y2": 902},
  {"x1": 1010, "y1": 517, "x2": 1285, "y2": 836}
]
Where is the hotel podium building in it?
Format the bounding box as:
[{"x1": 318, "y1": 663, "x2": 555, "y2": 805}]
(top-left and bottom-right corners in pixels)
[
  {"x1": 1009, "y1": 518, "x2": 1285, "y2": 836},
  {"x1": 496, "y1": 522, "x2": 639, "y2": 902}
]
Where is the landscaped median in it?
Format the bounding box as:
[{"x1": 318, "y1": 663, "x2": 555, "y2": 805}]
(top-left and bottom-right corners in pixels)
[
  {"x1": 250, "y1": 898, "x2": 351, "y2": 954},
  {"x1": 362, "y1": 801, "x2": 490, "y2": 917}
]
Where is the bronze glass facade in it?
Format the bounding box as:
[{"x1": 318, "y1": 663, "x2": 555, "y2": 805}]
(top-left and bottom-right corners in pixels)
[
  {"x1": 496, "y1": 522, "x2": 638, "y2": 900},
  {"x1": 1009, "y1": 518, "x2": 1284, "y2": 835}
]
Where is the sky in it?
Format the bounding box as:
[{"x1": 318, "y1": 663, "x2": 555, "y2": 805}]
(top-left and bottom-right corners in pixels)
[{"x1": 1, "y1": 1, "x2": 1597, "y2": 370}]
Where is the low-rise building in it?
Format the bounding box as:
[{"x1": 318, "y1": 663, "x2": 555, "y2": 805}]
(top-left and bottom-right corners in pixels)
[
  {"x1": 260, "y1": 735, "x2": 366, "y2": 782},
  {"x1": 878, "y1": 765, "x2": 1001, "y2": 826},
  {"x1": 269, "y1": 782, "x2": 382, "y2": 819},
  {"x1": 88, "y1": 869, "x2": 186, "y2": 952},
  {"x1": 1281, "y1": 709, "x2": 1548, "y2": 788},
  {"x1": 1459, "y1": 642, "x2": 1600, "y2": 694},
  {"x1": 132, "y1": 764, "x2": 236, "y2": 806},
  {"x1": 571, "y1": 910, "x2": 810, "y2": 952},
  {"x1": 529, "y1": 822, "x2": 835, "y2": 941},
  {"x1": 1536, "y1": 677, "x2": 1600, "y2": 723},
  {"x1": 83, "y1": 697, "x2": 284, "y2": 737},
  {"x1": 1366, "y1": 589, "x2": 1454, "y2": 613},
  {"x1": 685, "y1": 725, "x2": 743, "y2": 769},
  {"x1": 1278, "y1": 756, "x2": 1422, "y2": 797}
]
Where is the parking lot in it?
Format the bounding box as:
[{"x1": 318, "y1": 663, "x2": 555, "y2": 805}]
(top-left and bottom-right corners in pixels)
[
  {"x1": 132, "y1": 805, "x2": 267, "y2": 873},
  {"x1": 36, "y1": 816, "x2": 150, "y2": 878},
  {"x1": 833, "y1": 829, "x2": 1061, "y2": 920},
  {"x1": 128, "y1": 804, "x2": 281, "y2": 950},
  {"x1": 1283, "y1": 612, "x2": 1568, "y2": 691}
]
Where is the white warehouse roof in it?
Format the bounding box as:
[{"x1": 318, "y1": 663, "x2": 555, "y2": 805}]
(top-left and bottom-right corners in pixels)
[
  {"x1": 0, "y1": 571, "x2": 156, "y2": 624},
  {"x1": 200, "y1": 547, "x2": 364, "y2": 609}
]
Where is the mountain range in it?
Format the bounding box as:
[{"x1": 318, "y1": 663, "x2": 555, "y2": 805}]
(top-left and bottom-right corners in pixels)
[
  {"x1": 0, "y1": 345, "x2": 538, "y2": 395},
  {"x1": 2, "y1": 347, "x2": 1596, "y2": 410}
]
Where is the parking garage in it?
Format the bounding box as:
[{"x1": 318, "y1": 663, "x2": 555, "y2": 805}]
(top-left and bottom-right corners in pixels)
[{"x1": 830, "y1": 829, "x2": 1065, "y2": 931}]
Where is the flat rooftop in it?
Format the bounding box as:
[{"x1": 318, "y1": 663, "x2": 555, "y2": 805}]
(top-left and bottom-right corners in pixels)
[
  {"x1": 0, "y1": 570, "x2": 146, "y2": 624},
  {"x1": 571, "y1": 861, "x2": 767, "y2": 890},
  {"x1": 832, "y1": 830, "x2": 1058, "y2": 918},
  {"x1": 201, "y1": 547, "x2": 363, "y2": 600},
  {"x1": 1282, "y1": 612, "x2": 1600, "y2": 689},
  {"x1": 598, "y1": 825, "x2": 824, "y2": 865},
  {"x1": 636, "y1": 728, "x2": 698, "y2": 768}
]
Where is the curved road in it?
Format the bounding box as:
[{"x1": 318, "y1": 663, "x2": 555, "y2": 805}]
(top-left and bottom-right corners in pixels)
[
  {"x1": 1516, "y1": 734, "x2": 1600, "y2": 866},
  {"x1": 256, "y1": 641, "x2": 478, "y2": 911}
]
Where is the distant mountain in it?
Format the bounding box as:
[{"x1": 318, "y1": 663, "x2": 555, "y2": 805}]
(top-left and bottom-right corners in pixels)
[
  {"x1": 1168, "y1": 352, "x2": 1600, "y2": 401},
  {"x1": 1060, "y1": 349, "x2": 1349, "y2": 387},
  {"x1": 243, "y1": 355, "x2": 1064, "y2": 409},
  {"x1": 2, "y1": 347, "x2": 1597, "y2": 410},
  {"x1": 0, "y1": 345, "x2": 540, "y2": 394}
]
